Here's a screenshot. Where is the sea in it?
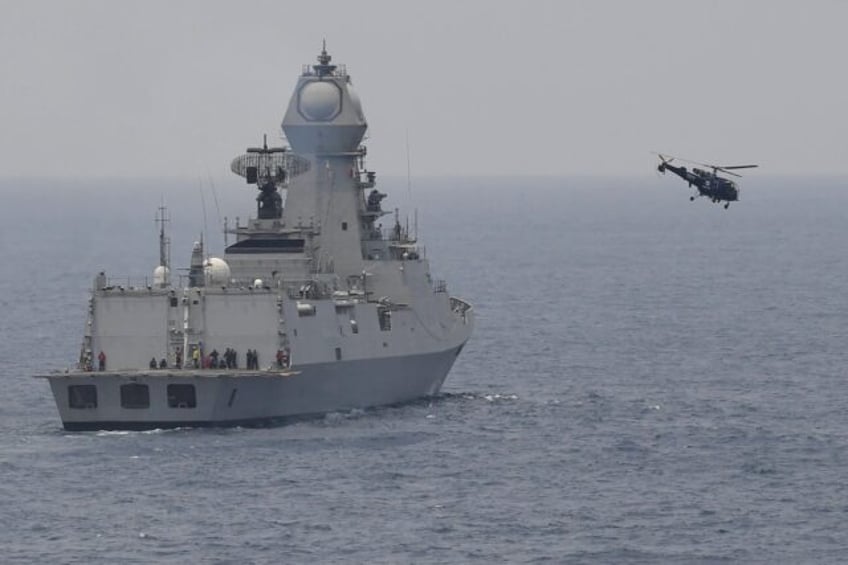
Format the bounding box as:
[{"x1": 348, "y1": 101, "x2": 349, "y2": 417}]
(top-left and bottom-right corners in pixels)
[{"x1": 1, "y1": 175, "x2": 846, "y2": 564}]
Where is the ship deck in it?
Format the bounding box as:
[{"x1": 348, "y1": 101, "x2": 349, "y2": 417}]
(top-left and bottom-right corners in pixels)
[{"x1": 34, "y1": 369, "x2": 299, "y2": 379}]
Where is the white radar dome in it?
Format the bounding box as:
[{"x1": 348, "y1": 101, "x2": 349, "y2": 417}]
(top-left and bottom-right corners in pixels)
[
  {"x1": 298, "y1": 81, "x2": 341, "y2": 121},
  {"x1": 153, "y1": 265, "x2": 170, "y2": 287},
  {"x1": 204, "y1": 257, "x2": 231, "y2": 286}
]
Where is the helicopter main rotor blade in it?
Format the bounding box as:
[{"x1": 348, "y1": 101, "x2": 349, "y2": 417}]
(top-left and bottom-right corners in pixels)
[
  {"x1": 652, "y1": 153, "x2": 757, "y2": 175},
  {"x1": 660, "y1": 154, "x2": 711, "y2": 168},
  {"x1": 714, "y1": 164, "x2": 757, "y2": 177}
]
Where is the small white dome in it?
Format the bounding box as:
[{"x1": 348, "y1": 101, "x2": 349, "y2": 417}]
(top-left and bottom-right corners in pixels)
[
  {"x1": 153, "y1": 265, "x2": 170, "y2": 287},
  {"x1": 204, "y1": 257, "x2": 231, "y2": 286},
  {"x1": 253, "y1": 278, "x2": 264, "y2": 289}
]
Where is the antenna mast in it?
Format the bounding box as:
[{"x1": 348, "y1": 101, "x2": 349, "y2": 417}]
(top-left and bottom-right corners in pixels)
[
  {"x1": 155, "y1": 202, "x2": 171, "y2": 285},
  {"x1": 155, "y1": 203, "x2": 171, "y2": 268}
]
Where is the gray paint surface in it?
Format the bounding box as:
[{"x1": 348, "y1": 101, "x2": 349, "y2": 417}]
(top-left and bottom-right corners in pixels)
[{"x1": 37, "y1": 47, "x2": 474, "y2": 430}]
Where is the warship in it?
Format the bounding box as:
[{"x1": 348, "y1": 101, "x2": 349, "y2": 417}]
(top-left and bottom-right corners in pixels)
[{"x1": 36, "y1": 45, "x2": 474, "y2": 431}]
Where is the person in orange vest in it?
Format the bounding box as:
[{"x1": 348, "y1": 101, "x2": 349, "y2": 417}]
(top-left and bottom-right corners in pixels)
[{"x1": 98, "y1": 351, "x2": 106, "y2": 371}]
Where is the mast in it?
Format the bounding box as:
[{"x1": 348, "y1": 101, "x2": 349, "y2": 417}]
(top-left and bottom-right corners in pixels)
[{"x1": 155, "y1": 203, "x2": 171, "y2": 285}]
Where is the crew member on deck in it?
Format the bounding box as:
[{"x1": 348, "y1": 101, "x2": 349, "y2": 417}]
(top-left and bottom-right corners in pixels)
[{"x1": 98, "y1": 351, "x2": 106, "y2": 371}]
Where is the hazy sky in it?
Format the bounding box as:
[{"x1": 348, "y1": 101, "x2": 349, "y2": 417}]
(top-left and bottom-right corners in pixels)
[{"x1": 1, "y1": 0, "x2": 846, "y2": 178}]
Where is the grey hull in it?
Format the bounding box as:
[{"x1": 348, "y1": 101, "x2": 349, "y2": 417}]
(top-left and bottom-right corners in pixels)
[{"x1": 45, "y1": 344, "x2": 465, "y2": 431}]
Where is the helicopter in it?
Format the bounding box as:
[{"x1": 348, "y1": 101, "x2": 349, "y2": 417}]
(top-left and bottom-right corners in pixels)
[{"x1": 655, "y1": 153, "x2": 757, "y2": 209}]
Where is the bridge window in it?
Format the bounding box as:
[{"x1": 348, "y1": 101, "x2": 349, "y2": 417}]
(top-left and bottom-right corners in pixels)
[
  {"x1": 120, "y1": 383, "x2": 150, "y2": 409},
  {"x1": 167, "y1": 384, "x2": 197, "y2": 408},
  {"x1": 68, "y1": 385, "x2": 97, "y2": 409}
]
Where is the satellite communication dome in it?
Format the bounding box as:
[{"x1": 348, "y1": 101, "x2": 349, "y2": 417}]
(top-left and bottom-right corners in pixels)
[
  {"x1": 204, "y1": 257, "x2": 231, "y2": 286},
  {"x1": 153, "y1": 265, "x2": 169, "y2": 287}
]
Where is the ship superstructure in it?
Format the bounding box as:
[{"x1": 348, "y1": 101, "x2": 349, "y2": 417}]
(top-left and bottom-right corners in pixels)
[{"x1": 37, "y1": 45, "x2": 473, "y2": 431}]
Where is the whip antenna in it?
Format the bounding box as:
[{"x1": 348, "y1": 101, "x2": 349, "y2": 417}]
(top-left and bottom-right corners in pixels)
[
  {"x1": 198, "y1": 178, "x2": 209, "y2": 258},
  {"x1": 406, "y1": 128, "x2": 418, "y2": 240},
  {"x1": 206, "y1": 169, "x2": 224, "y2": 250}
]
